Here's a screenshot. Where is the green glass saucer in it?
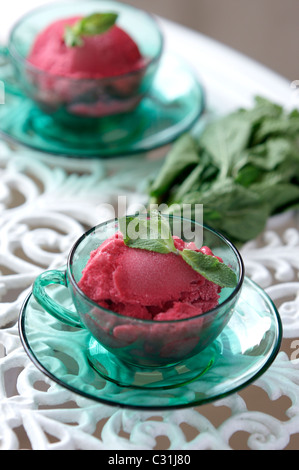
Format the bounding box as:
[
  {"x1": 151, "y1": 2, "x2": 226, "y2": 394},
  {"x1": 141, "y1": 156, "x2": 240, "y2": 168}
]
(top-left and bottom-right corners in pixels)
[
  {"x1": 0, "y1": 54, "x2": 204, "y2": 158},
  {"x1": 18, "y1": 277, "x2": 282, "y2": 410}
]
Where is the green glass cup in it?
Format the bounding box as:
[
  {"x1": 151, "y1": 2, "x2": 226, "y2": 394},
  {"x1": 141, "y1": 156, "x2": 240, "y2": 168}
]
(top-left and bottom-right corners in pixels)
[
  {"x1": 32, "y1": 216, "x2": 244, "y2": 370},
  {"x1": 0, "y1": 1, "x2": 163, "y2": 125}
]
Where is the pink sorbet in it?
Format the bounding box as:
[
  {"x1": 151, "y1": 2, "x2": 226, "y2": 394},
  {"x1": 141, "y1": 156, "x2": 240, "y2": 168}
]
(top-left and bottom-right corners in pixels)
[
  {"x1": 78, "y1": 233, "x2": 222, "y2": 321},
  {"x1": 27, "y1": 17, "x2": 145, "y2": 79}
]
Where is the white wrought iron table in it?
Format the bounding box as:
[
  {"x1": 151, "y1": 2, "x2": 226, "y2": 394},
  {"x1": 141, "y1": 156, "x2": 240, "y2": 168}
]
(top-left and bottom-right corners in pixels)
[{"x1": 1, "y1": 1, "x2": 299, "y2": 450}]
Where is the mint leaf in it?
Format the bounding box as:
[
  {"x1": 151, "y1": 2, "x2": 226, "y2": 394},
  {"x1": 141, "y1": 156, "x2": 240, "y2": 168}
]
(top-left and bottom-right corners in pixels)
[
  {"x1": 199, "y1": 114, "x2": 252, "y2": 180},
  {"x1": 181, "y1": 249, "x2": 238, "y2": 288},
  {"x1": 79, "y1": 13, "x2": 118, "y2": 36},
  {"x1": 64, "y1": 12, "x2": 118, "y2": 48},
  {"x1": 119, "y1": 211, "x2": 176, "y2": 254},
  {"x1": 149, "y1": 134, "x2": 200, "y2": 198}
]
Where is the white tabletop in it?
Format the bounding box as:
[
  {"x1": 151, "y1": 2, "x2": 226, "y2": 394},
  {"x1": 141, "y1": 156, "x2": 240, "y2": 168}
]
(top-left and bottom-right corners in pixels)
[{"x1": 1, "y1": 1, "x2": 299, "y2": 451}]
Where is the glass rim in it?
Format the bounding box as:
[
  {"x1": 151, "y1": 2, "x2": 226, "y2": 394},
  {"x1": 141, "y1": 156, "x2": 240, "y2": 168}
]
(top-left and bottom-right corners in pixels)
[
  {"x1": 67, "y1": 215, "x2": 245, "y2": 324},
  {"x1": 7, "y1": 0, "x2": 164, "y2": 82}
]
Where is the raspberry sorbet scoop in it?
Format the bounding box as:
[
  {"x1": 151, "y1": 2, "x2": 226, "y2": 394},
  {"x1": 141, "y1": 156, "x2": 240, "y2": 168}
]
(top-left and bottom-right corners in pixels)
[
  {"x1": 28, "y1": 16, "x2": 145, "y2": 79},
  {"x1": 78, "y1": 233, "x2": 222, "y2": 321}
]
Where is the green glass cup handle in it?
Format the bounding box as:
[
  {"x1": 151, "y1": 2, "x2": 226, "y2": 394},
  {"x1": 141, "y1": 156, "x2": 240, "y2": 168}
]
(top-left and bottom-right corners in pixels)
[
  {"x1": 0, "y1": 45, "x2": 24, "y2": 97},
  {"x1": 33, "y1": 269, "x2": 83, "y2": 328}
]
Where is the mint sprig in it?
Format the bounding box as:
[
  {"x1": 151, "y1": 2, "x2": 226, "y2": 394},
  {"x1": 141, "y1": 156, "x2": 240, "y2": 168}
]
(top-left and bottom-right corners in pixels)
[
  {"x1": 119, "y1": 211, "x2": 176, "y2": 254},
  {"x1": 119, "y1": 211, "x2": 238, "y2": 288},
  {"x1": 64, "y1": 12, "x2": 118, "y2": 48},
  {"x1": 181, "y1": 249, "x2": 237, "y2": 288}
]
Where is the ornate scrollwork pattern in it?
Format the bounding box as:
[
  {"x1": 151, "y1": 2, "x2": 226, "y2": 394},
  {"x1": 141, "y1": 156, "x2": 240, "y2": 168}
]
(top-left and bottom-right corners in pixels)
[{"x1": 1, "y1": 141, "x2": 299, "y2": 450}]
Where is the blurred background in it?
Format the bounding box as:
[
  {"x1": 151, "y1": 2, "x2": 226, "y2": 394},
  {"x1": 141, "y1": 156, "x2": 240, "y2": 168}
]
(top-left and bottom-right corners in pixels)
[
  {"x1": 125, "y1": 0, "x2": 298, "y2": 81},
  {"x1": 0, "y1": 0, "x2": 297, "y2": 81}
]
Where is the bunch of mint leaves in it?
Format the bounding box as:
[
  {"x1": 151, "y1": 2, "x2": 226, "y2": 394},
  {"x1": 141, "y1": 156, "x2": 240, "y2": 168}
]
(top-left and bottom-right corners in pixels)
[{"x1": 149, "y1": 97, "x2": 299, "y2": 244}]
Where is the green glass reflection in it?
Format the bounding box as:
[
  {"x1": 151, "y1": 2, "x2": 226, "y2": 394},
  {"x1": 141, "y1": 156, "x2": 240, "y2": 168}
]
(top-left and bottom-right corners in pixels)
[{"x1": 0, "y1": 54, "x2": 204, "y2": 158}]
